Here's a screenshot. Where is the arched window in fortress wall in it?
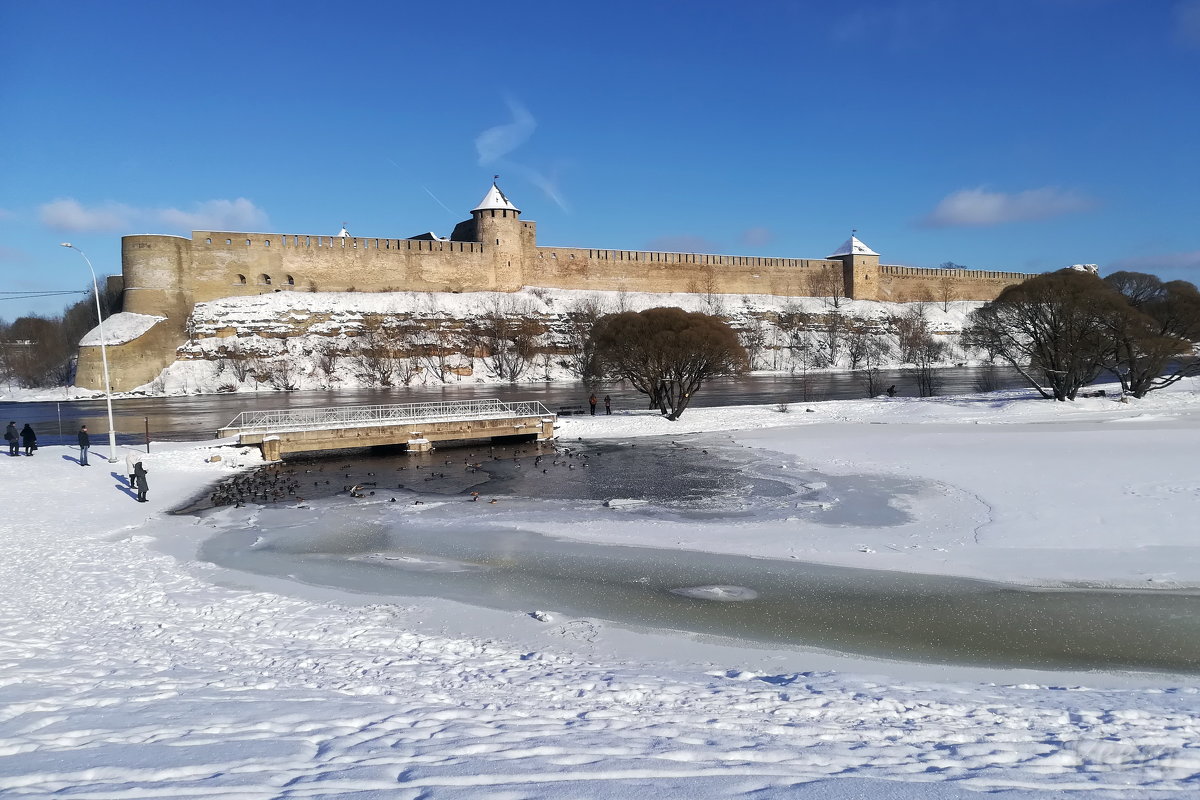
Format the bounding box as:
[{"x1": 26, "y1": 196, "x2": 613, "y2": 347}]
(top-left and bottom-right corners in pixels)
[
  {"x1": 260, "y1": 274, "x2": 272, "y2": 286},
  {"x1": 236, "y1": 274, "x2": 246, "y2": 285},
  {"x1": 286, "y1": 275, "x2": 295, "y2": 286}
]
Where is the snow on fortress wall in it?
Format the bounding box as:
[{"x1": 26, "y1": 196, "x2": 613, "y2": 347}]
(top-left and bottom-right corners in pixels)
[{"x1": 76, "y1": 184, "x2": 1030, "y2": 392}]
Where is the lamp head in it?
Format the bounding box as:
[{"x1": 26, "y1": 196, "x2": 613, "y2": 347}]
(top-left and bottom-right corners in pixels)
[{"x1": 60, "y1": 242, "x2": 73, "y2": 248}]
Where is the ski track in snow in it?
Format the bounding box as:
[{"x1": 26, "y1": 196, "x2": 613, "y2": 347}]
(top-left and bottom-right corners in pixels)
[{"x1": 3, "y1": 389, "x2": 1200, "y2": 798}]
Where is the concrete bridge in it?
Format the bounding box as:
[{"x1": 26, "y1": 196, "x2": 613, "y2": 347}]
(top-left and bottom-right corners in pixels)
[{"x1": 218, "y1": 398, "x2": 557, "y2": 461}]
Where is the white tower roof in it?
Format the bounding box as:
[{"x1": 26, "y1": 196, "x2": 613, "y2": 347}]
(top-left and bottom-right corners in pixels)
[
  {"x1": 472, "y1": 182, "x2": 520, "y2": 214},
  {"x1": 828, "y1": 235, "x2": 878, "y2": 258}
]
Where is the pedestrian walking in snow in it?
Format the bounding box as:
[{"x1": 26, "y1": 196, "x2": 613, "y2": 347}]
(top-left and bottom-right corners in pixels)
[
  {"x1": 20, "y1": 424, "x2": 36, "y2": 456},
  {"x1": 125, "y1": 450, "x2": 143, "y2": 486},
  {"x1": 589, "y1": 394, "x2": 597, "y2": 415},
  {"x1": 133, "y1": 462, "x2": 149, "y2": 503},
  {"x1": 604, "y1": 395, "x2": 611, "y2": 415},
  {"x1": 78, "y1": 425, "x2": 91, "y2": 466},
  {"x1": 886, "y1": 385, "x2": 897, "y2": 397},
  {"x1": 4, "y1": 422, "x2": 17, "y2": 457}
]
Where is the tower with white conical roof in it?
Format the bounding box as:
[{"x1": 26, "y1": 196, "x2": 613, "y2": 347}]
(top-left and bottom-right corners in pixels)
[
  {"x1": 828, "y1": 231, "x2": 882, "y2": 301},
  {"x1": 465, "y1": 179, "x2": 532, "y2": 290}
]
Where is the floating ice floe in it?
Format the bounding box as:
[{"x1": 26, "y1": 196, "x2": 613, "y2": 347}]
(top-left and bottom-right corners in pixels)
[
  {"x1": 670, "y1": 585, "x2": 759, "y2": 602},
  {"x1": 604, "y1": 498, "x2": 649, "y2": 509}
]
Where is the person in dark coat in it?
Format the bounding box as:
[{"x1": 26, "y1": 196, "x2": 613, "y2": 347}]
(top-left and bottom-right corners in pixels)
[
  {"x1": 604, "y1": 394, "x2": 611, "y2": 415},
  {"x1": 4, "y1": 422, "x2": 17, "y2": 457},
  {"x1": 589, "y1": 394, "x2": 597, "y2": 415},
  {"x1": 77, "y1": 425, "x2": 91, "y2": 466},
  {"x1": 886, "y1": 385, "x2": 897, "y2": 397},
  {"x1": 133, "y1": 462, "x2": 149, "y2": 503},
  {"x1": 20, "y1": 424, "x2": 36, "y2": 456}
]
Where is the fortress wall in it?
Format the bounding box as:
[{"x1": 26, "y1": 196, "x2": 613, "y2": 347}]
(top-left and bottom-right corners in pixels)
[
  {"x1": 76, "y1": 317, "x2": 186, "y2": 393},
  {"x1": 184, "y1": 232, "x2": 493, "y2": 302},
  {"x1": 527, "y1": 246, "x2": 842, "y2": 296},
  {"x1": 873, "y1": 264, "x2": 1027, "y2": 303}
]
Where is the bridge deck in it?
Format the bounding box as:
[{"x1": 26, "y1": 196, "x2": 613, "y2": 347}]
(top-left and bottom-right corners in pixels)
[{"x1": 218, "y1": 398, "x2": 556, "y2": 460}]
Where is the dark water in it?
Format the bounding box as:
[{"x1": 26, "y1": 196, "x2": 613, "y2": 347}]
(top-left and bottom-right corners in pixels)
[
  {"x1": 196, "y1": 436, "x2": 1200, "y2": 675},
  {"x1": 2, "y1": 366, "x2": 1032, "y2": 447}
]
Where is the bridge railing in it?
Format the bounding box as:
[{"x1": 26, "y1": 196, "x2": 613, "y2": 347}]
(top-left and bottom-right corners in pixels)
[{"x1": 221, "y1": 398, "x2": 554, "y2": 435}]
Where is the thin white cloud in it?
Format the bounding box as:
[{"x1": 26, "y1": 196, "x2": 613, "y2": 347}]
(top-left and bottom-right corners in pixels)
[
  {"x1": 39, "y1": 198, "x2": 135, "y2": 232},
  {"x1": 474, "y1": 98, "x2": 569, "y2": 212},
  {"x1": 740, "y1": 227, "x2": 774, "y2": 248},
  {"x1": 39, "y1": 197, "x2": 269, "y2": 233},
  {"x1": 157, "y1": 198, "x2": 269, "y2": 231},
  {"x1": 645, "y1": 235, "x2": 723, "y2": 254},
  {"x1": 476, "y1": 98, "x2": 537, "y2": 165},
  {"x1": 921, "y1": 186, "x2": 1095, "y2": 227},
  {"x1": 1175, "y1": 0, "x2": 1200, "y2": 47}
]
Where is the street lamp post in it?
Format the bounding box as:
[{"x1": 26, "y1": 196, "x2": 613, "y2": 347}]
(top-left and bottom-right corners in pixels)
[{"x1": 60, "y1": 243, "x2": 119, "y2": 462}]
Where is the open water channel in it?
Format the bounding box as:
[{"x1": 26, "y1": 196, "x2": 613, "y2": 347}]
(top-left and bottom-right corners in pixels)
[{"x1": 193, "y1": 435, "x2": 1200, "y2": 676}]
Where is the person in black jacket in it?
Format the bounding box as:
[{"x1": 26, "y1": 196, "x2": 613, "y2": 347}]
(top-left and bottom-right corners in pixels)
[
  {"x1": 4, "y1": 422, "x2": 17, "y2": 457},
  {"x1": 78, "y1": 425, "x2": 91, "y2": 466},
  {"x1": 20, "y1": 424, "x2": 36, "y2": 456},
  {"x1": 133, "y1": 461, "x2": 149, "y2": 503}
]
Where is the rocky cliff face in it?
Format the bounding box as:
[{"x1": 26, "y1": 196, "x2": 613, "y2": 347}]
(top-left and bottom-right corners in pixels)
[{"x1": 145, "y1": 287, "x2": 978, "y2": 394}]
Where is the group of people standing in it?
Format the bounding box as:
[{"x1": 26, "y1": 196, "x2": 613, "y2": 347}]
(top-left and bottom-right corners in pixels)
[
  {"x1": 5, "y1": 421, "x2": 148, "y2": 502},
  {"x1": 4, "y1": 422, "x2": 36, "y2": 456},
  {"x1": 588, "y1": 394, "x2": 612, "y2": 415}
]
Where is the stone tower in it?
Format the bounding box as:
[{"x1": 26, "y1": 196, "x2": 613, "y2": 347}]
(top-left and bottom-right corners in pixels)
[
  {"x1": 829, "y1": 234, "x2": 881, "y2": 301},
  {"x1": 470, "y1": 182, "x2": 526, "y2": 290}
]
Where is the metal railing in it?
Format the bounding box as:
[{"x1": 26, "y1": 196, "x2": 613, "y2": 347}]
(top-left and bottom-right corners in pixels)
[{"x1": 222, "y1": 398, "x2": 554, "y2": 435}]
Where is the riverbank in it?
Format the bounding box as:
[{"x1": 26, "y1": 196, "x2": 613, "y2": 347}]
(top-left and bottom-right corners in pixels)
[{"x1": 2, "y1": 384, "x2": 1199, "y2": 798}]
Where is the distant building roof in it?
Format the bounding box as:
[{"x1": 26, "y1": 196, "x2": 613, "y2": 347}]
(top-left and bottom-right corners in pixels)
[
  {"x1": 828, "y1": 235, "x2": 878, "y2": 258},
  {"x1": 472, "y1": 182, "x2": 520, "y2": 214},
  {"x1": 408, "y1": 231, "x2": 450, "y2": 241},
  {"x1": 336, "y1": 223, "x2": 351, "y2": 238}
]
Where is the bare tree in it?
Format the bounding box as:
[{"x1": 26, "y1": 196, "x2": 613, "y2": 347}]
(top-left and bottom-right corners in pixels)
[
  {"x1": 812, "y1": 312, "x2": 846, "y2": 367},
  {"x1": 1101, "y1": 272, "x2": 1200, "y2": 397},
  {"x1": 312, "y1": 340, "x2": 342, "y2": 388},
  {"x1": 893, "y1": 305, "x2": 934, "y2": 363},
  {"x1": 413, "y1": 326, "x2": 461, "y2": 384},
  {"x1": 737, "y1": 318, "x2": 769, "y2": 371},
  {"x1": 590, "y1": 307, "x2": 748, "y2": 420},
  {"x1": 807, "y1": 264, "x2": 845, "y2": 308},
  {"x1": 909, "y1": 336, "x2": 947, "y2": 397},
  {"x1": 936, "y1": 276, "x2": 957, "y2": 312},
  {"x1": 355, "y1": 317, "x2": 407, "y2": 387},
  {"x1": 963, "y1": 270, "x2": 1128, "y2": 401},
  {"x1": 465, "y1": 297, "x2": 542, "y2": 382},
  {"x1": 556, "y1": 296, "x2": 605, "y2": 382}
]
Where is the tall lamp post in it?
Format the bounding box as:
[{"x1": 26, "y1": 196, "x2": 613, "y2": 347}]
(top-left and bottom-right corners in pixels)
[{"x1": 60, "y1": 243, "x2": 119, "y2": 462}]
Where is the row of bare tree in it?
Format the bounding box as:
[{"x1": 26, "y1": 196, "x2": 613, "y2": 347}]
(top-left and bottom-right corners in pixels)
[{"x1": 0, "y1": 281, "x2": 122, "y2": 388}]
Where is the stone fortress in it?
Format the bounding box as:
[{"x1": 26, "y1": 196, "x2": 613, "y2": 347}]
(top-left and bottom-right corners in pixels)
[{"x1": 77, "y1": 182, "x2": 1030, "y2": 391}]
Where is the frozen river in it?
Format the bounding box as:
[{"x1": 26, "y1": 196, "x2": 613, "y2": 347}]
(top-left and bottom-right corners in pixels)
[{"x1": 195, "y1": 435, "x2": 1200, "y2": 675}]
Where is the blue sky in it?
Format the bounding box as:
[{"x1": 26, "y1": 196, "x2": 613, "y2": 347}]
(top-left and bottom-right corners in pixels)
[{"x1": 2, "y1": 0, "x2": 1198, "y2": 318}]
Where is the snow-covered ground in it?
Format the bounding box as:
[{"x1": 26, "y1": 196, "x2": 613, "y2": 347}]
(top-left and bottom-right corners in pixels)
[{"x1": 2, "y1": 383, "x2": 1199, "y2": 798}]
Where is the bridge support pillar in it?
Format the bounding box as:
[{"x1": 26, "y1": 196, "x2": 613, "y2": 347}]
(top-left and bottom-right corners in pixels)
[{"x1": 261, "y1": 437, "x2": 282, "y2": 462}]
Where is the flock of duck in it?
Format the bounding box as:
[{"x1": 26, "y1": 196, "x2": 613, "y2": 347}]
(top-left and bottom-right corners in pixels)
[{"x1": 202, "y1": 439, "x2": 632, "y2": 509}]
